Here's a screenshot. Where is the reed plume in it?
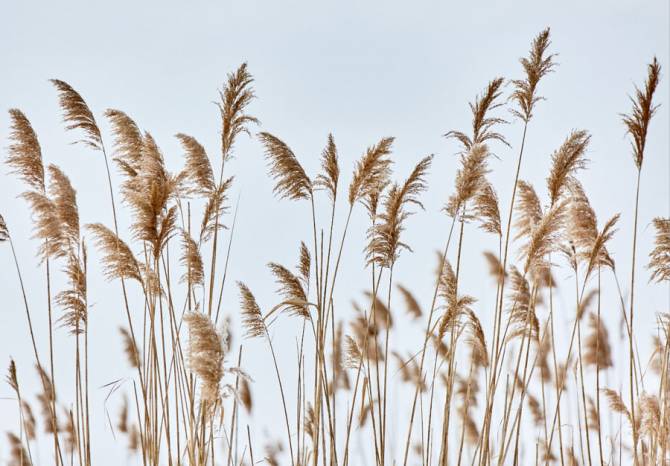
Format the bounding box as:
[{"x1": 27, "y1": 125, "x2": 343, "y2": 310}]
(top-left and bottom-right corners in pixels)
[
  {"x1": 367, "y1": 155, "x2": 432, "y2": 267},
  {"x1": 176, "y1": 133, "x2": 215, "y2": 196},
  {"x1": 50, "y1": 79, "x2": 103, "y2": 150},
  {"x1": 649, "y1": 217, "x2": 670, "y2": 282},
  {"x1": 622, "y1": 57, "x2": 661, "y2": 169},
  {"x1": 22, "y1": 402, "x2": 36, "y2": 441},
  {"x1": 519, "y1": 201, "x2": 565, "y2": 276},
  {"x1": 445, "y1": 144, "x2": 490, "y2": 217},
  {"x1": 55, "y1": 249, "x2": 87, "y2": 334},
  {"x1": 7, "y1": 109, "x2": 45, "y2": 192},
  {"x1": 602, "y1": 388, "x2": 632, "y2": 424},
  {"x1": 218, "y1": 63, "x2": 259, "y2": 159},
  {"x1": 200, "y1": 177, "x2": 234, "y2": 242},
  {"x1": 396, "y1": 284, "x2": 422, "y2": 319},
  {"x1": 7, "y1": 432, "x2": 30, "y2": 466},
  {"x1": 505, "y1": 267, "x2": 538, "y2": 341},
  {"x1": 237, "y1": 282, "x2": 265, "y2": 338},
  {"x1": 473, "y1": 182, "x2": 502, "y2": 236},
  {"x1": 258, "y1": 132, "x2": 312, "y2": 201},
  {"x1": 513, "y1": 180, "x2": 543, "y2": 242},
  {"x1": 0, "y1": 214, "x2": 8, "y2": 242},
  {"x1": 483, "y1": 251, "x2": 506, "y2": 283},
  {"x1": 47, "y1": 165, "x2": 80, "y2": 247},
  {"x1": 180, "y1": 231, "x2": 204, "y2": 285},
  {"x1": 511, "y1": 28, "x2": 556, "y2": 122},
  {"x1": 86, "y1": 223, "x2": 141, "y2": 282},
  {"x1": 119, "y1": 327, "x2": 140, "y2": 368},
  {"x1": 184, "y1": 311, "x2": 226, "y2": 406},
  {"x1": 315, "y1": 133, "x2": 340, "y2": 201},
  {"x1": 446, "y1": 77, "x2": 508, "y2": 151},
  {"x1": 240, "y1": 377, "x2": 253, "y2": 413},
  {"x1": 267, "y1": 262, "x2": 310, "y2": 318},
  {"x1": 298, "y1": 241, "x2": 310, "y2": 288},
  {"x1": 348, "y1": 137, "x2": 394, "y2": 207},
  {"x1": 105, "y1": 109, "x2": 143, "y2": 170},
  {"x1": 546, "y1": 130, "x2": 590, "y2": 205},
  {"x1": 584, "y1": 312, "x2": 613, "y2": 370}
]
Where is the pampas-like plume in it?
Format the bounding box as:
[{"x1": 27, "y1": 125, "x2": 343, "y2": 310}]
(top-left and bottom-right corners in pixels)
[
  {"x1": 21, "y1": 191, "x2": 65, "y2": 261},
  {"x1": 200, "y1": 177, "x2": 233, "y2": 242},
  {"x1": 465, "y1": 309, "x2": 489, "y2": 368},
  {"x1": 483, "y1": 251, "x2": 506, "y2": 283},
  {"x1": 587, "y1": 396, "x2": 600, "y2": 432},
  {"x1": 47, "y1": 165, "x2": 80, "y2": 248},
  {"x1": 565, "y1": 181, "x2": 618, "y2": 276},
  {"x1": 437, "y1": 260, "x2": 476, "y2": 338},
  {"x1": 6, "y1": 359, "x2": 18, "y2": 393},
  {"x1": 519, "y1": 201, "x2": 565, "y2": 276},
  {"x1": 298, "y1": 241, "x2": 310, "y2": 288},
  {"x1": 513, "y1": 180, "x2": 543, "y2": 242},
  {"x1": 184, "y1": 311, "x2": 225, "y2": 405},
  {"x1": 344, "y1": 335, "x2": 363, "y2": 369},
  {"x1": 622, "y1": 57, "x2": 661, "y2": 169},
  {"x1": 331, "y1": 321, "x2": 350, "y2": 392},
  {"x1": 237, "y1": 282, "x2": 266, "y2": 338},
  {"x1": 86, "y1": 223, "x2": 141, "y2": 282},
  {"x1": 119, "y1": 327, "x2": 140, "y2": 368},
  {"x1": 7, "y1": 109, "x2": 45, "y2": 192},
  {"x1": 397, "y1": 284, "x2": 422, "y2": 319},
  {"x1": 259, "y1": 132, "x2": 312, "y2": 201},
  {"x1": 537, "y1": 332, "x2": 552, "y2": 383},
  {"x1": 602, "y1": 388, "x2": 632, "y2": 424},
  {"x1": 367, "y1": 155, "x2": 432, "y2": 267},
  {"x1": 180, "y1": 231, "x2": 204, "y2": 285},
  {"x1": 55, "y1": 249, "x2": 87, "y2": 334},
  {"x1": 348, "y1": 137, "x2": 394, "y2": 207},
  {"x1": 639, "y1": 394, "x2": 661, "y2": 437},
  {"x1": 240, "y1": 377, "x2": 253, "y2": 413},
  {"x1": 176, "y1": 133, "x2": 215, "y2": 196},
  {"x1": 105, "y1": 109, "x2": 143, "y2": 170},
  {"x1": 649, "y1": 217, "x2": 670, "y2": 282},
  {"x1": 546, "y1": 130, "x2": 590, "y2": 205},
  {"x1": 583, "y1": 214, "x2": 620, "y2": 280},
  {"x1": 446, "y1": 77, "x2": 508, "y2": 150},
  {"x1": 315, "y1": 133, "x2": 340, "y2": 201},
  {"x1": 218, "y1": 63, "x2": 259, "y2": 159},
  {"x1": 128, "y1": 425, "x2": 140, "y2": 453},
  {"x1": 35, "y1": 365, "x2": 56, "y2": 433},
  {"x1": 121, "y1": 132, "x2": 183, "y2": 252},
  {"x1": 350, "y1": 307, "x2": 384, "y2": 361},
  {"x1": 50, "y1": 79, "x2": 103, "y2": 150},
  {"x1": 445, "y1": 144, "x2": 490, "y2": 217},
  {"x1": 61, "y1": 409, "x2": 77, "y2": 454},
  {"x1": 267, "y1": 262, "x2": 309, "y2": 318},
  {"x1": 0, "y1": 214, "x2": 8, "y2": 242},
  {"x1": 131, "y1": 187, "x2": 179, "y2": 258},
  {"x1": 584, "y1": 312, "x2": 613, "y2": 370},
  {"x1": 511, "y1": 28, "x2": 556, "y2": 122},
  {"x1": 473, "y1": 182, "x2": 502, "y2": 236},
  {"x1": 7, "y1": 113, "x2": 65, "y2": 260},
  {"x1": 392, "y1": 351, "x2": 425, "y2": 391},
  {"x1": 7, "y1": 432, "x2": 30, "y2": 466},
  {"x1": 22, "y1": 401, "x2": 36, "y2": 441},
  {"x1": 505, "y1": 267, "x2": 538, "y2": 341},
  {"x1": 364, "y1": 291, "x2": 393, "y2": 329},
  {"x1": 117, "y1": 396, "x2": 129, "y2": 434},
  {"x1": 528, "y1": 393, "x2": 544, "y2": 425}
]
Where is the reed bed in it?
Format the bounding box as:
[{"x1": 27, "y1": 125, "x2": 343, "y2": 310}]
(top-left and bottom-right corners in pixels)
[{"x1": 1, "y1": 28, "x2": 668, "y2": 466}]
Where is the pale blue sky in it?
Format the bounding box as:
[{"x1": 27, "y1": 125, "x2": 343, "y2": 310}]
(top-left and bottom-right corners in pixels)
[{"x1": 1, "y1": 1, "x2": 668, "y2": 464}]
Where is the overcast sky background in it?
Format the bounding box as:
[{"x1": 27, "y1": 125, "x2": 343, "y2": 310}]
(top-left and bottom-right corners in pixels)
[{"x1": 1, "y1": 1, "x2": 669, "y2": 464}]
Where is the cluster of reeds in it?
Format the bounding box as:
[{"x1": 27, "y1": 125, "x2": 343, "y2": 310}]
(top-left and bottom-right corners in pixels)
[{"x1": 1, "y1": 28, "x2": 668, "y2": 466}]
